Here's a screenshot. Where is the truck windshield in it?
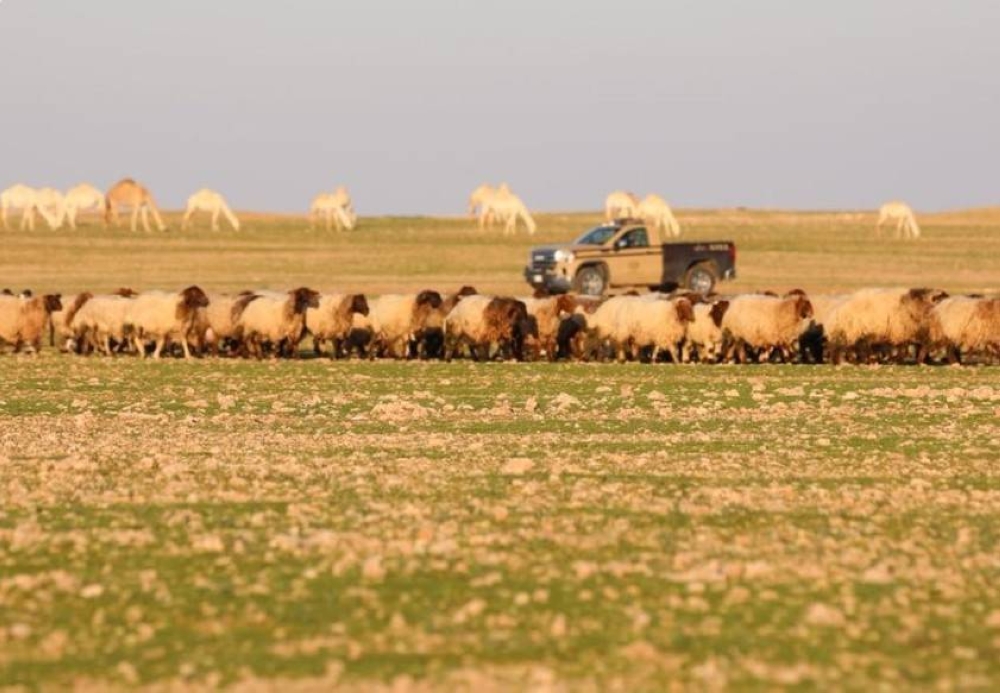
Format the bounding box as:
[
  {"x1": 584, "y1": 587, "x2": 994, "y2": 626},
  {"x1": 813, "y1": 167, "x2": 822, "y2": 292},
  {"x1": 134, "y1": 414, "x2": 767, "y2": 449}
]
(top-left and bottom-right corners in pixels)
[{"x1": 574, "y1": 225, "x2": 618, "y2": 245}]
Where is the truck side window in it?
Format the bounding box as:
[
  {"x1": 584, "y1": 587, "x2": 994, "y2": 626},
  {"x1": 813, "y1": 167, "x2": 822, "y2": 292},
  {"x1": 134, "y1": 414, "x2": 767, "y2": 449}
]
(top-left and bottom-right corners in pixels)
[{"x1": 620, "y1": 228, "x2": 649, "y2": 248}]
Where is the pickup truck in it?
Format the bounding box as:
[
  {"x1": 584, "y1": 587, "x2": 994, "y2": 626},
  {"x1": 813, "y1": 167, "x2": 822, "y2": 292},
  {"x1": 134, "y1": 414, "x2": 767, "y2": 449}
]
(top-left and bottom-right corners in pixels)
[{"x1": 523, "y1": 219, "x2": 737, "y2": 296}]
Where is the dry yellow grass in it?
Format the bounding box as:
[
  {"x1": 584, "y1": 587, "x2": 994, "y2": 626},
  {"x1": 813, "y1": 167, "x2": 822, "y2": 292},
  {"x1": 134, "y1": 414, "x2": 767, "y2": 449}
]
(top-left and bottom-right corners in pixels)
[{"x1": 2, "y1": 207, "x2": 999, "y2": 297}]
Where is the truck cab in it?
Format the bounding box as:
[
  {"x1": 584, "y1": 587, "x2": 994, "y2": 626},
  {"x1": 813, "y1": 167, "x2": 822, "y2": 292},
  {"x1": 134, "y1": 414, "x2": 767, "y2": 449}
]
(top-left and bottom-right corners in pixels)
[{"x1": 524, "y1": 219, "x2": 737, "y2": 296}]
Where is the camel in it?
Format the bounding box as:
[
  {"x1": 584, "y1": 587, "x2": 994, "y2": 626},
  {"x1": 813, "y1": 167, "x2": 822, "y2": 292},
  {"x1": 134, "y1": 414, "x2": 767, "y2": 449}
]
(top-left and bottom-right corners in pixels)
[
  {"x1": 637, "y1": 193, "x2": 681, "y2": 237},
  {"x1": 63, "y1": 184, "x2": 107, "y2": 229},
  {"x1": 488, "y1": 189, "x2": 537, "y2": 236},
  {"x1": 182, "y1": 188, "x2": 241, "y2": 231},
  {"x1": 472, "y1": 182, "x2": 520, "y2": 230},
  {"x1": 309, "y1": 186, "x2": 356, "y2": 231},
  {"x1": 469, "y1": 183, "x2": 506, "y2": 228},
  {"x1": 876, "y1": 201, "x2": 920, "y2": 239},
  {"x1": 605, "y1": 191, "x2": 640, "y2": 221},
  {"x1": 105, "y1": 178, "x2": 166, "y2": 232},
  {"x1": 1, "y1": 184, "x2": 60, "y2": 231},
  {"x1": 34, "y1": 188, "x2": 66, "y2": 229}
]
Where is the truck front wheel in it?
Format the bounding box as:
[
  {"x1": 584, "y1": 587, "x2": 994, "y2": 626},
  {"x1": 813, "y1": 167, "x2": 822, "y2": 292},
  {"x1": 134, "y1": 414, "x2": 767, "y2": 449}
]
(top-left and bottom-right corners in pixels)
[
  {"x1": 684, "y1": 263, "x2": 717, "y2": 294},
  {"x1": 573, "y1": 266, "x2": 606, "y2": 296}
]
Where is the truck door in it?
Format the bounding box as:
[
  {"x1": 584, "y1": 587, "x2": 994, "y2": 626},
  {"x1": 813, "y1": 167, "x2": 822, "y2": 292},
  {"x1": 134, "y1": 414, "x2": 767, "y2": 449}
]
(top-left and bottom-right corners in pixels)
[{"x1": 605, "y1": 227, "x2": 661, "y2": 287}]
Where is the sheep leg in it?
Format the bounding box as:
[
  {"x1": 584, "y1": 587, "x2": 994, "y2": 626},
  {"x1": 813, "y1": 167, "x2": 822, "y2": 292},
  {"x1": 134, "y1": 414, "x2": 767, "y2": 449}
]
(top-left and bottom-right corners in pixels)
[
  {"x1": 180, "y1": 338, "x2": 193, "y2": 360},
  {"x1": 152, "y1": 338, "x2": 166, "y2": 359}
]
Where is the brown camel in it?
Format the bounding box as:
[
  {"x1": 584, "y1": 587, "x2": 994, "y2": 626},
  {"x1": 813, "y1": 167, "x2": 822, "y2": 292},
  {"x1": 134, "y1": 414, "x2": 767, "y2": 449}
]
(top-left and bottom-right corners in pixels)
[{"x1": 105, "y1": 178, "x2": 166, "y2": 232}]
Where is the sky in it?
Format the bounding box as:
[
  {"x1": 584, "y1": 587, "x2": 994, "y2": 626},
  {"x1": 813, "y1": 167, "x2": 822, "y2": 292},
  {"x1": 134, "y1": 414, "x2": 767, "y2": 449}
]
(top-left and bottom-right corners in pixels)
[{"x1": 1, "y1": 1, "x2": 998, "y2": 215}]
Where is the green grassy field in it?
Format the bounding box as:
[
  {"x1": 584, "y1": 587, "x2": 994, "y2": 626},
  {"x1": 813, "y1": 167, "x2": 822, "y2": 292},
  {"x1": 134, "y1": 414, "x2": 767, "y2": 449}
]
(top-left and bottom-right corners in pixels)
[
  {"x1": 3, "y1": 209, "x2": 1000, "y2": 690},
  {"x1": 2, "y1": 358, "x2": 1000, "y2": 690}
]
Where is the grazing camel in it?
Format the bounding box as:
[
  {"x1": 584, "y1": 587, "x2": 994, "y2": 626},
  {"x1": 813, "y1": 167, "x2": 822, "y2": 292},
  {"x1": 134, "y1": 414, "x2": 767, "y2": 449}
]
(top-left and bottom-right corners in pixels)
[
  {"x1": 487, "y1": 188, "x2": 537, "y2": 236},
  {"x1": 876, "y1": 201, "x2": 920, "y2": 239},
  {"x1": 34, "y1": 188, "x2": 66, "y2": 229},
  {"x1": 637, "y1": 193, "x2": 681, "y2": 237},
  {"x1": 182, "y1": 188, "x2": 241, "y2": 231},
  {"x1": 469, "y1": 183, "x2": 499, "y2": 228},
  {"x1": 605, "y1": 191, "x2": 641, "y2": 221},
  {"x1": 63, "y1": 184, "x2": 107, "y2": 229},
  {"x1": 1, "y1": 184, "x2": 61, "y2": 231},
  {"x1": 309, "y1": 186, "x2": 356, "y2": 231},
  {"x1": 105, "y1": 178, "x2": 166, "y2": 232}
]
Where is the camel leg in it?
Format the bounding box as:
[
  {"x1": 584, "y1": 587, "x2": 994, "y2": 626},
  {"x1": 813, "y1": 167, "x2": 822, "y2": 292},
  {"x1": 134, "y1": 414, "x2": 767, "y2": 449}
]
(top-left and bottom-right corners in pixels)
[
  {"x1": 0, "y1": 202, "x2": 7, "y2": 231},
  {"x1": 148, "y1": 204, "x2": 165, "y2": 231},
  {"x1": 67, "y1": 207, "x2": 77, "y2": 230},
  {"x1": 182, "y1": 207, "x2": 195, "y2": 231},
  {"x1": 141, "y1": 207, "x2": 152, "y2": 233},
  {"x1": 325, "y1": 210, "x2": 332, "y2": 232},
  {"x1": 130, "y1": 206, "x2": 139, "y2": 232},
  {"x1": 211, "y1": 208, "x2": 220, "y2": 232},
  {"x1": 335, "y1": 207, "x2": 351, "y2": 231}
]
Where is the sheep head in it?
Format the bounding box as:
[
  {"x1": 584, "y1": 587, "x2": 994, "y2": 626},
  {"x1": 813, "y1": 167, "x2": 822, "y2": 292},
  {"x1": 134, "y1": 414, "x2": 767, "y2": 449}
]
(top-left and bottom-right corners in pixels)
[
  {"x1": 349, "y1": 294, "x2": 370, "y2": 316},
  {"x1": 43, "y1": 294, "x2": 63, "y2": 313},
  {"x1": 416, "y1": 290, "x2": 443, "y2": 309},
  {"x1": 291, "y1": 287, "x2": 321, "y2": 313},
  {"x1": 791, "y1": 295, "x2": 813, "y2": 320},
  {"x1": 673, "y1": 297, "x2": 695, "y2": 323},
  {"x1": 181, "y1": 285, "x2": 210, "y2": 310},
  {"x1": 709, "y1": 300, "x2": 730, "y2": 327},
  {"x1": 555, "y1": 294, "x2": 577, "y2": 317}
]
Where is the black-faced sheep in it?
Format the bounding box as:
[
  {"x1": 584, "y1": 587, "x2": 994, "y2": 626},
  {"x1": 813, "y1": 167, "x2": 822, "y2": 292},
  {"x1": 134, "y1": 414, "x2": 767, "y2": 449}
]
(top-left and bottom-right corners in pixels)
[
  {"x1": 368, "y1": 290, "x2": 443, "y2": 358},
  {"x1": 234, "y1": 287, "x2": 321, "y2": 359},
  {"x1": 720, "y1": 293, "x2": 814, "y2": 364},
  {"x1": 307, "y1": 293, "x2": 370, "y2": 358},
  {"x1": 126, "y1": 286, "x2": 210, "y2": 358}
]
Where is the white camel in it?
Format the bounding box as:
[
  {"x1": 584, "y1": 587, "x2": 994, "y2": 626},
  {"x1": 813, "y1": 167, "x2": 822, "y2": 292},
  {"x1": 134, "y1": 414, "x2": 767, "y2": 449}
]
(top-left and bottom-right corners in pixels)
[
  {"x1": 1, "y1": 184, "x2": 60, "y2": 230},
  {"x1": 487, "y1": 189, "x2": 537, "y2": 236},
  {"x1": 310, "y1": 186, "x2": 356, "y2": 231},
  {"x1": 605, "y1": 190, "x2": 640, "y2": 221},
  {"x1": 182, "y1": 188, "x2": 241, "y2": 231},
  {"x1": 637, "y1": 193, "x2": 681, "y2": 237},
  {"x1": 468, "y1": 183, "x2": 498, "y2": 228},
  {"x1": 34, "y1": 188, "x2": 66, "y2": 229},
  {"x1": 63, "y1": 183, "x2": 107, "y2": 229},
  {"x1": 876, "y1": 201, "x2": 920, "y2": 239}
]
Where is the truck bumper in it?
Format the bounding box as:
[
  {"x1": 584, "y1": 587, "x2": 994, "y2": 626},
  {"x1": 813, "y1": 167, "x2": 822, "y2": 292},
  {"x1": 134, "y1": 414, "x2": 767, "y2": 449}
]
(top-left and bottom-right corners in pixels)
[{"x1": 524, "y1": 267, "x2": 572, "y2": 294}]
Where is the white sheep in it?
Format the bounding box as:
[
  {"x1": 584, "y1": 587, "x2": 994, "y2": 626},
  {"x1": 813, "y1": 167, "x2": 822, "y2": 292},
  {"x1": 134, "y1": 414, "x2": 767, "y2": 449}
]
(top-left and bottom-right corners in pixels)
[
  {"x1": 233, "y1": 287, "x2": 320, "y2": 359},
  {"x1": 125, "y1": 287, "x2": 210, "y2": 359},
  {"x1": 823, "y1": 287, "x2": 947, "y2": 364},
  {"x1": 585, "y1": 295, "x2": 693, "y2": 362},
  {"x1": 368, "y1": 291, "x2": 443, "y2": 358},
  {"x1": 0, "y1": 294, "x2": 63, "y2": 353},
  {"x1": 444, "y1": 295, "x2": 533, "y2": 361},
  {"x1": 927, "y1": 295, "x2": 1000, "y2": 364},
  {"x1": 682, "y1": 300, "x2": 730, "y2": 363},
  {"x1": 613, "y1": 295, "x2": 694, "y2": 362},
  {"x1": 68, "y1": 292, "x2": 138, "y2": 355},
  {"x1": 721, "y1": 293, "x2": 814, "y2": 363},
  {"x1": 306, "y1": 293, "x2": 370, "y2": 357}
]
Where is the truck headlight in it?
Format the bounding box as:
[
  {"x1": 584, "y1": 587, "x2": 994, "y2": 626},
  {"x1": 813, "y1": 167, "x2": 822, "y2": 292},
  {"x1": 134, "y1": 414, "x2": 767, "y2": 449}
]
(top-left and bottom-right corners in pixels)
[{"x1": 554, "y1": 249, "x2": 574, "y2": 263}]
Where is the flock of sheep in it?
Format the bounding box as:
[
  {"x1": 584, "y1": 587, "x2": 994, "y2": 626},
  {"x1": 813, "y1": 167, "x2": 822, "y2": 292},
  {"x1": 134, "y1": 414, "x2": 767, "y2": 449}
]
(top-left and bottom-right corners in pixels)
[{"x1": 2, "y1": 283, "x2": 997, "y2": 366}]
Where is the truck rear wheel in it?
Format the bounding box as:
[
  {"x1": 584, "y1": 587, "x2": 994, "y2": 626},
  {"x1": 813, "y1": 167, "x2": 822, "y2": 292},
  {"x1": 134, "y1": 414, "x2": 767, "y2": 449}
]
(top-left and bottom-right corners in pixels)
[
  {"x1": 573, "y1": 266, "x2": 606, "y2": 296},
  {"x1": 684, "y1": 263, "x2": 717, "y2": 294}
]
